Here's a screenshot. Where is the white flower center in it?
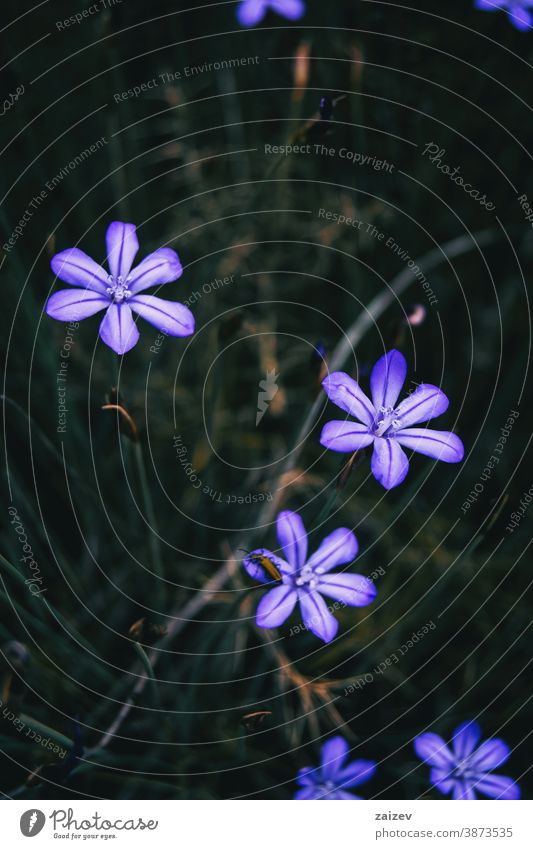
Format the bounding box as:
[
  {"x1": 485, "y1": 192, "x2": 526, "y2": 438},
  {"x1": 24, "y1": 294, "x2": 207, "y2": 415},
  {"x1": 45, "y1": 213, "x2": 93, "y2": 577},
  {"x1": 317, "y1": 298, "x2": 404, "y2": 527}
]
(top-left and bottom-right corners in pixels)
[
  {"x1": 106, "y1": 275, "x2": 132, "y2": 303},
  {"x1": 317, "y1": 780, "x2": 336, "y2": 796},
  {"x1": 294, "y1": 565, "x2": 319, "y2": 590},
  {"x1": 453, "y1": 757, "x2": 476, "y2": 781},
  {"x1": 373, "y1": 405, "x2": 403, "y2": 437}
]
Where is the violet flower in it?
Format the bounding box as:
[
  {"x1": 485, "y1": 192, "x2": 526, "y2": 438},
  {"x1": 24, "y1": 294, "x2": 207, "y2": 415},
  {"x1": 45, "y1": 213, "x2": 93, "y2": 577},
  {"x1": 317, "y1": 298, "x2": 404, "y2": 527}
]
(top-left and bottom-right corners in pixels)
[
  {"x1": 414, "y1": 720, "x2": 521, "y2": 800},
  {"x1": 243, "y1": 510, "x2": 377, "y2": 643},
  {"x1": 237, "y1": 0, "x2": 305, "y2": 27},
  {"x1": 295, "y1": 736, "x2": 376, "y2": 800},
  {"x1": 46, "y1": 222, "x2": 195, "y2": 355},
  {"x1": 320, "y1": 350, "x2": 464, "y2": 490},
  {"x1": 474, "y1": 0, "x2": 533, "y2": 30}
]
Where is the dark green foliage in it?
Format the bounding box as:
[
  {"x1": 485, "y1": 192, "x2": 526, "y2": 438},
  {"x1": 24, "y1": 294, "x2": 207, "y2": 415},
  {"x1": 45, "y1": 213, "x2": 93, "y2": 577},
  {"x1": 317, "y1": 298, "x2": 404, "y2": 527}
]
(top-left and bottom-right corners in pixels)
[{"x1": 0, "y1": 0, "x2": 530, "y2": 799}]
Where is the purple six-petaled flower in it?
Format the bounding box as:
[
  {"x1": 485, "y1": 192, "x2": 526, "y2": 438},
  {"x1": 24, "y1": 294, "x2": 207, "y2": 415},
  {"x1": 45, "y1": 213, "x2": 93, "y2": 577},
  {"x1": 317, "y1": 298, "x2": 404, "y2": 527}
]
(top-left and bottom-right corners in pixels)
[
  {"x1": 414, "y1": 720, "x2": 521, "y2": 800},
  {"x1": 474, "y1": 0, "x2": 533, "y2": 30},
  {"x1": 295, "y1": 736, "x2": 377, "y2": 800},
  {"x1": 243, "y1": 510, "x2": 377, "y2": 643},
  {"x1": 320, "y1": 350, "x2": 464, "y2": 490},
  {"x1": 237, "y1": 0, "x2": 305, "y2": 27},
  {"x1": 46, "y1": 221, "x2": 195, "y2": 355}
]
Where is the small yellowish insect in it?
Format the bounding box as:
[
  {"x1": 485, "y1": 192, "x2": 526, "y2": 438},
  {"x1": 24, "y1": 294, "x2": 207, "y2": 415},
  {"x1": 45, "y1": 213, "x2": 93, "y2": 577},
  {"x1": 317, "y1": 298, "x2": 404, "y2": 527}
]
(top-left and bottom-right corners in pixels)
[{"x1": 248, "y1": 552, "x2": 282, "y2": 583}]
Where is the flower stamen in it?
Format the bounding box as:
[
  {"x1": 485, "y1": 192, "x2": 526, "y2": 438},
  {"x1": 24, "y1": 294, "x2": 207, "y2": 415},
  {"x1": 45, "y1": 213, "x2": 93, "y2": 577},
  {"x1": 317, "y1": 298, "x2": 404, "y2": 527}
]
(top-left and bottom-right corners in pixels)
[
  {"x1": 106, "y1": 275, "x2": 132, "y2": 303},
  {"x1": 373, "y1": 405, "x2": 402, "y2": 437}
]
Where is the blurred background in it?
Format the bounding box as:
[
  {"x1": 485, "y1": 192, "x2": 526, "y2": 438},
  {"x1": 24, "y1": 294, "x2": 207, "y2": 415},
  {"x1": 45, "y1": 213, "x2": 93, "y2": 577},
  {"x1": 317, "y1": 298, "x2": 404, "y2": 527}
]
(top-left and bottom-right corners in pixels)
[{"x1": 0, "y1": 0, "x2": 531, "y2": 799}]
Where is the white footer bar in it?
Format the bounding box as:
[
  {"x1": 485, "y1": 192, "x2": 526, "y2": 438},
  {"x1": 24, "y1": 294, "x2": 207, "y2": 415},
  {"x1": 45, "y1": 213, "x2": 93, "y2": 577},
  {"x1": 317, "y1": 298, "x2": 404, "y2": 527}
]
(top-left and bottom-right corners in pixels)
[{"x1": 3, "y1": 799, "x2": 531, "y2": 848}]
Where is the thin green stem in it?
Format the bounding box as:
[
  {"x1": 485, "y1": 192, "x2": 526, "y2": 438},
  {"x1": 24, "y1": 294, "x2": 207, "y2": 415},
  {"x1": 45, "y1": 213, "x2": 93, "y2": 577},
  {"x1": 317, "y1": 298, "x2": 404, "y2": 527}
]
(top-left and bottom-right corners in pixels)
[
  {"x1": 134, "y1": 440, "x2": 164, "y2": 605},
  {"x1": 133, "y1": 642, "x2": 159, "y2": 705},
  {"x1": 313, "y1": 484, "x2": 340, "y2": 529}
]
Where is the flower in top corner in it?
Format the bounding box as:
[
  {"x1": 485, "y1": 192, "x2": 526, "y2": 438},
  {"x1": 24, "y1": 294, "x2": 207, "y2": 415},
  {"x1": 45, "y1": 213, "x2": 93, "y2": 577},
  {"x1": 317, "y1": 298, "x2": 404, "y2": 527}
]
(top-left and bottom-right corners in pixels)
[
  {"x1": 474, "y1": 0, "x2": 533, "y2": 30},
  {"x1": 46, "y1": 222, "x2": 195, "y2": 355},
  {"x1": 237, "y1": 0, "x2": 305, "y2": 27},
  {"x1": 242, "y1": 509, "x2": 377, "y2": 644},
  {"x1": 320, "y1": 349, "x2": 464, "y2": 490},
  {"x1": 295, "y1": 736, "x2": 377, "y2": 799},
  {"x1": 414, "y1": 720, "x2": 521, "y2": 800}
]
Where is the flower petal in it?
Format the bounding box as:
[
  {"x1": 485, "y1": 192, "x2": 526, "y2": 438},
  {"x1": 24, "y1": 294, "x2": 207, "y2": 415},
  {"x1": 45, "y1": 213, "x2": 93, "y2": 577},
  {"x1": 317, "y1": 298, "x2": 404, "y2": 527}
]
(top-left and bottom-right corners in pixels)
[
  {"x1": 306, "y1": 528, "x2": 359, "y2": 574},
  {"x1": 370, "y1": 350, "x2": 406, "y2": 411},
  {"x1": 298, "y1": 589, "x2": 338, "y2": 642},
  {"x1": 320, "y1": 736, "x2": 349, "y2": 779},
  {"x1": 256, "y1": 584, "x2": 297, "y2": 629},
  {"x1": 129, "y1": 294, "x2": 195, "y2": 336},
  {"x1": 318, "y1": 572, "x2": 377, "y2": 607},
  {"x1": 394, "y1": 428, "x2": 464, "y2": 463},
  {"x1": 394, "y1": 384, "x2": 449, "y2": 427},
  {"x1": 270, "y1": 0, "x2": 305, "y2": 20},
  {"x1": 296, "y1": 766, "x2": 318, "y2": 787},
  {"x1": 320, "y1": 421, "x2": 375, "y2": 453},
  {"x1": 429, "y1": 767, "x2": 455, "y2": 796},
  {"x1": 474, "y1": 0, "x2": 506, "y2": 8},
  {"x1": 237, "y1": 0, "x2": 266, "y2": 26},
  {"x1": 452, "y1": 720, "x2": 482, "y2": 759},
  {"x1": 51, "y1": 248, "x2": 109, "y2": 294},
  {"x1": 337, "y1": 759, "x2": 376, "y2": 788},
  {"x1": 474, "y1": 774, "x2": 521, "y2": 800},
  {"x1": 510, "y1": 6, "x2": 532, "y2": 29},
  {"x1": 470, "y1": 739, "x2": 511, "y2": 771},
  {"x1": 414, "y1": 733, "x2": 454, "y2": 768},
  {"x1": 242, "y1": 548, "x2": 291, "y2": 584},
  {"x1": 276, "y1": 510, "x2": 307, "y2": 570},
  {"x1": 371, "y1": 437, "x2": 409, "y2": 489},
  {"x1": 46, "y1": 288, "x2": 109, "y2": 322},
  {"x1": 106, "y1": 221, "x2": 139, "y2": 279},
  {"x1": 322, "y1": 372, "x2": 376, "y2": 427},
  {"x1": 127, "y1": 248, "x2": 183, "y2": 295},
  {"x1": 99, "y1": 304, "x2": 139, "y2": 355},
  {"x1": 453, "y1": 781, "x2": 476, "y2": 800}
]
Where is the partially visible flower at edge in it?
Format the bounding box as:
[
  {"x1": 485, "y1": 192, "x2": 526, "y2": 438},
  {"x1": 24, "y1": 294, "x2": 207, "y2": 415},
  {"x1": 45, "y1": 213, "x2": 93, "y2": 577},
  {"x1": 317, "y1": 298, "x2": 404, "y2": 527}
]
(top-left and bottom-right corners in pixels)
[
  {"x1": 237, "y1": 0, "x2": 305, "y2": 27},
  {"x1": 320, "y1": 349, "x2": 464, "y2": 490},
  {"x1": 474, "y1": 0, "x2": 533, "y2": 31},
  {"x1": 295, "y1": 736, "x2": 377, "y2": 800},
  {"x1": 46, "y1": 221, "x2": 195, "y2": 355},
  {"x1": 414, "y1": 720, "x2": 521, "y2": 800},
  {"x1": 242, "y1": 509, "x2": 377, "y2": 643}
]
